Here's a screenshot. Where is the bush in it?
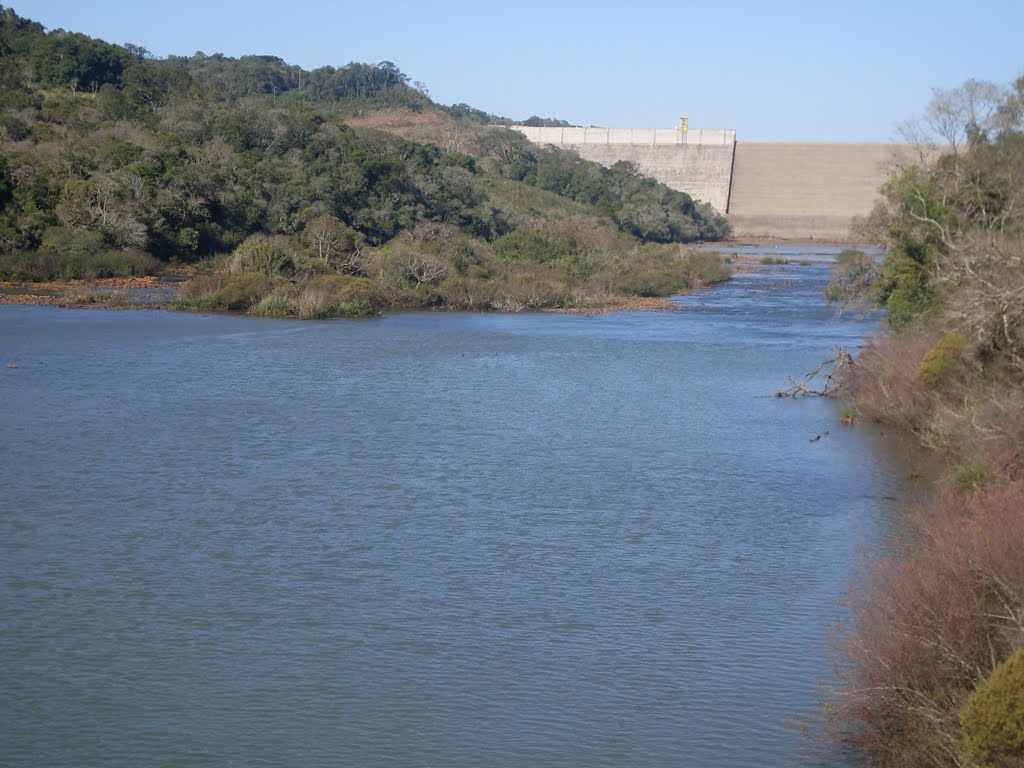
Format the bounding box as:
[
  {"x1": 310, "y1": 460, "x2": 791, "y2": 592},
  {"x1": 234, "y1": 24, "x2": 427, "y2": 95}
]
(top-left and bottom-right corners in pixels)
[
  {"x1": 39, "y1": 226, "x2": 105, "y2": 260},
  {"x1": 832, "y1": 480, "x2": 1024, "y2": 767},
  {"x1": 174, "y1": 273, "x2": 283, "y2": 312},
  {"x1": 215, "y1": 273, "x2": 280, "y2": 310},
  {"x1": 492, "y1": 230, "x2": 569, "y2": 265},
  {"x1": 228, "y1": 234, "x2": 295, "y2": 276},
  {"x1": 959, "y1": 648, "x2": 1024, "y2": 767},
  {"x1": 0, "y1": 251, "x2": 61, "y2": 281},
  {"x1": 917, "y1": 333, "x2": 969, "y2": 387},
  {"x1": 945, "y1": 459, "x2": 989, "y2": 492},
  {"x1": 63, "y1": 250, "x2": 162, "y2": 279},
  {"x1": 296, "y1": 275, "x2": 386, "y2": 318},
  {"x1": 436, "y1": 274, "x2": 498, "y2": 310},
  {"x1": 824, "y1": 249, "x2": 877, "y2": 310},
  {"x1": 599, "y1": 246, "x2": 684, "y2": 297},
  {"x1": 681, "y1": 251, "x2": 730, "y2": 285},
  {"x1": 252, "y1": 291, "x2": 297, "y2": 316},
  {"x1": 0, "y1": 236, "x2": 162, "y2": 280}
]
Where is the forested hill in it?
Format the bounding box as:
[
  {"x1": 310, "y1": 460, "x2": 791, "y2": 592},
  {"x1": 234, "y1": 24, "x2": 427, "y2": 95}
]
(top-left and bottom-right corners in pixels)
[{"x1": 0, "y1": 6, "x2": 730, "y2": 312}]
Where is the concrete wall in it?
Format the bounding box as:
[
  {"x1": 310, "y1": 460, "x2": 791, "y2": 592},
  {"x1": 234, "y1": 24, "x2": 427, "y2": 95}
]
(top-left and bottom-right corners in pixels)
[
  {"x1": 512, "y1": 124, "x2": 917, "y2": 240},
  {"x1": 510, "y1": 126, "x2": 736, "y2": 212},
  {"x1": 727, "y1": 143, "x2": 902, "y2": 239}
]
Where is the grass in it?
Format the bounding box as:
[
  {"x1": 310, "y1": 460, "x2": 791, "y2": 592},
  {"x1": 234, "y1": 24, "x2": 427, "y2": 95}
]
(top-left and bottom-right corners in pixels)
[{"x1": 945, "y1": 459, "x2": 989, "y2": 492}]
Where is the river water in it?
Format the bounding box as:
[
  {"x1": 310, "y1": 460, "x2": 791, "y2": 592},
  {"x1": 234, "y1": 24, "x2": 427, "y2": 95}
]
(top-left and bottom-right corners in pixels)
[{"x1": 1, "y1": 249, "x2": 908, "y2": 767}]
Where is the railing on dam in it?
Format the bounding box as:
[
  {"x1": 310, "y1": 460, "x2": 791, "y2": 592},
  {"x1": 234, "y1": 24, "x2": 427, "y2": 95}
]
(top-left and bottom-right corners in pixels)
[{"x1": 511, "y1": 126, "x2": 736, "y2": 146}]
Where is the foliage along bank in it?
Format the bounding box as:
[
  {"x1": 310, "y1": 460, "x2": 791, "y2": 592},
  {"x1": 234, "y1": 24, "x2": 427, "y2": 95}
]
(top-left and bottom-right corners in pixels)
[
  {"x1": 0, "y1": 6, "x2": 731, "y2": 314},
  {"x1": 826, "y1": 76, "x2": 1024, "y2": 768}
]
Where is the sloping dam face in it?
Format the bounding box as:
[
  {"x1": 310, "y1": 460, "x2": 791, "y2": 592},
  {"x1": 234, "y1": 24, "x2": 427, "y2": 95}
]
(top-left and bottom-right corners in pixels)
[
  {"x1": 511, "y1": 126, "x2": 908, "y2": 240},
  {"x1": 727, "y1": 142, "x2": 901, "y2": 240}
]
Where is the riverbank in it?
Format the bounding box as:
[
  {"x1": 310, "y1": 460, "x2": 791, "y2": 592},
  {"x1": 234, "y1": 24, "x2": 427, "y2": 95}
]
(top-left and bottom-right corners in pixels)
[
  {"x1": 0, "y1": 275, "x2": 179, "y2": 308},
  {"x1": 822, "y1": 76, "x2": 1024, "y2": 768}
]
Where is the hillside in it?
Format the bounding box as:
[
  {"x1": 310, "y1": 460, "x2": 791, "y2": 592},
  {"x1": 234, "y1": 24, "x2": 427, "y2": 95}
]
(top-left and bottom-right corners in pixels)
[{"x1": 0, "y1": 6, "x2": 730, "y2": 314}]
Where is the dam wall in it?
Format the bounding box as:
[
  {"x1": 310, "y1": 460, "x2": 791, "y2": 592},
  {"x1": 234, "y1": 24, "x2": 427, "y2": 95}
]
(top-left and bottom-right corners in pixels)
[
  {"x1": 511, "y1": 126, "x2": 736, "y2": 213},
  {"x1": 513, "y1": 124, "x2": 911, "y2": 240},
  {"x1": 727, "y1": 142, "x2": 901, "y2": 240}
]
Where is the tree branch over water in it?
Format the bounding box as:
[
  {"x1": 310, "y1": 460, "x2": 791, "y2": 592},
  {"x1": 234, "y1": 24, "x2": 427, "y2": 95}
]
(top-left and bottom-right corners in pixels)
[{"x1": 775, "y1": 348, "x2": 854, "y2": 398}]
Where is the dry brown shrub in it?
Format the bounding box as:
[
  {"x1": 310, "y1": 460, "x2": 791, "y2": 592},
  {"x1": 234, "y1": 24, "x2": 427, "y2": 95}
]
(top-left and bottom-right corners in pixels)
[
  {"x1": 833, "y1": 480, "x2": 1024, "y2": 767},
  {"x1": 844, "y1": 333, "x2": 939, "y2": 432},
  {"x1": 846, "y1": 332, "x2": 1024, "y2": 475}
]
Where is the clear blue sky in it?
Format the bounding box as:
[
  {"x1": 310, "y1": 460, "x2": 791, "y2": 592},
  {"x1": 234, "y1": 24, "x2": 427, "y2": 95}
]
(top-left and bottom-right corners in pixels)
[{"x1": 10, "y1": 0, "x2": 1023, "y2": 141}]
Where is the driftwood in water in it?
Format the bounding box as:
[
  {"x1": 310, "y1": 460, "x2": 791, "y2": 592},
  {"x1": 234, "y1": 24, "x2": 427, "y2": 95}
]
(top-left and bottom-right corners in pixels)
[{"x1": 776, "y1": 348, "x2": 854, "y2": 397}]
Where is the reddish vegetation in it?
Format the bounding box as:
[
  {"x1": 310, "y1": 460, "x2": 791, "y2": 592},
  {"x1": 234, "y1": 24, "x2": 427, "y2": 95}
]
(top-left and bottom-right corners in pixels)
[
  {"x1": 835, "y1": 479, "x2": 1024, "y2": 767},
  {"x1": 832, "y1": 330, "x2": 1024, "y2": 767},
  {"x1": 846, "y1": 332, "x2": 1024, "y2": 473}
]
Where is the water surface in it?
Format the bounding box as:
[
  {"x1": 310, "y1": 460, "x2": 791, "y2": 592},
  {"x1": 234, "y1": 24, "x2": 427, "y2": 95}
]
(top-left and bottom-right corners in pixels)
[{"x1": 1, "y1": 252, "x2": 906, "y2": 767}]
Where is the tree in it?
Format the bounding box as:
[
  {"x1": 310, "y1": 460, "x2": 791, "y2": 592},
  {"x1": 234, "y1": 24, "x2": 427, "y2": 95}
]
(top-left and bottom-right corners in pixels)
[
  {"x1": 900, "y1": 79, "x2": 1006, "y2": 153},
  {"x1": 303, "y1": 214, "x2": 363, "y2": 272}
]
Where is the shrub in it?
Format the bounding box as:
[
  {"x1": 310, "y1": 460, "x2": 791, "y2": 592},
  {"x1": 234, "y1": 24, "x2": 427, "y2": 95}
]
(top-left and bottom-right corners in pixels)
[
  {"x1": 832, "y1": 480, "x2": 1024, "y2": 767},
  {"x1": 0, "y1": 233, "x2": 163, "y2": 280},
  {"x1": 681, "y1": 251, "x2": 730, "y2": 286},
  {"x1": 252, "y1": 291, "x2": 297, "y2": 317},
  {"x1": 214, "y1": 273, "x2": 280, "y2": 310},
  {"x1": 172, "y1": 274, "x2": 228, "y2": 312},
  {"x1": 842, "y1": 332, "x2": 939, "y2": 433},
  {"x1": 824, "y1": 249, "x2": 877, "y2": 311},
  {"x1": 296, "y1": 275, "x2": 386, "y2": 318},
  {"x1": 177, "y1": 274, "x2": 227, "y2": 300},
  {"x1": 0, "y1": 251, "x2": 61, "y2": 281},
  {"x1": 602, "y1": 246, "x2": 687, "y2": 297},
  {"x1": 174, "y1": 273, "x2": 282, "y2": 312},
  {"x1": 492, "y1": 229, "x2": 569, "y2": 264},
  {"x1": 945, "y1": 459, "x2": 989, "y2": 492},
  {"x1": 491, "y1": 270, "x2": 568, "y2": 310},
  {"x1": 917, "y1": 333, "x2": 969, "y2": 387},
  {"x1": 64, "y1": 250, "x2": 162, "y2": 279},
  {"x1": 959, "y1": 648, "x2": 1024, "y2": 767},
  {"x1": 228, "y1": 234, "x2": 294, "y2": 276},
  {"x1": 39, "y1": 226, "x2": 105, "y2": 260},
  {"x1": 436, "y1": 274, "x2": 498, "y2": 310}
]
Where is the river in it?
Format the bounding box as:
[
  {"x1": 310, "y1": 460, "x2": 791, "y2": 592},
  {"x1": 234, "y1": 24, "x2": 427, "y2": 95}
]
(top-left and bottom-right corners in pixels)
[{"x1": 0, "y1": 247, "x2": 910, "y2": 767}]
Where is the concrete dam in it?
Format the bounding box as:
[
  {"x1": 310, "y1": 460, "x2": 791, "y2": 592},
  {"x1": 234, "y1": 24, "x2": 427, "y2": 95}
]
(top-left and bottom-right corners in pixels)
[{"x1": 511, "y1": 125, "x2": 904, "y2": 240}]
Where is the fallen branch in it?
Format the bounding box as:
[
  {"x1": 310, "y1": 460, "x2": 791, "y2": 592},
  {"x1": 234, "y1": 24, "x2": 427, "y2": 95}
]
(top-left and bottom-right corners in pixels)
[{"x1": 776, "y1": 348, "x2": 854, "y2": 397}]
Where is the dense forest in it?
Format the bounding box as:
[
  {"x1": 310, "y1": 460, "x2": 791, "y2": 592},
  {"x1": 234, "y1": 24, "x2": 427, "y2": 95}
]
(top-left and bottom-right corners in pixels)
[
  {"x1": 0, "y1": 6, "x2": 730, "y2": 314},
  {"x1": 826, "y1": 77, "x2": 1024, "y2": 768}
]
